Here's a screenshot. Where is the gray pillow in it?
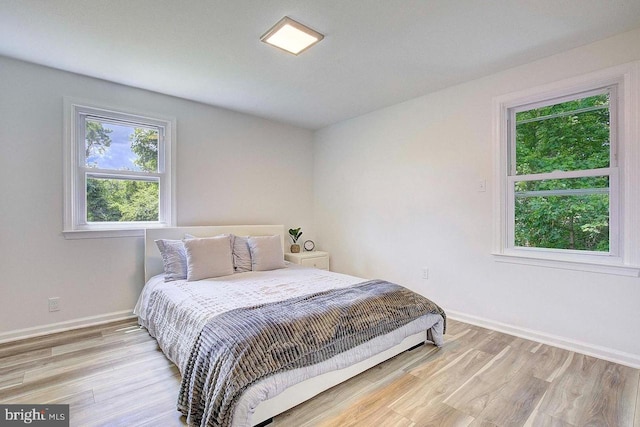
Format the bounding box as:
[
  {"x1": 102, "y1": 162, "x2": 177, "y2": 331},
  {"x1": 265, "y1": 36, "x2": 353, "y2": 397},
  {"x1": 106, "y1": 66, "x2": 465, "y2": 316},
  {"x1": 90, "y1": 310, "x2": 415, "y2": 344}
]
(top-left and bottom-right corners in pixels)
[
  {"x1": 184, "y1": 236, "x2": 234, "y2": 281},
  {"x1": 248, "y1": 235, "x2": 286, "y2": 271},
  {"x1": 232, "y1": 235, "x2": 252, "y2": 272},
  {"x1": 155, "y1": 239, "x2": 187, "y2": 282}
]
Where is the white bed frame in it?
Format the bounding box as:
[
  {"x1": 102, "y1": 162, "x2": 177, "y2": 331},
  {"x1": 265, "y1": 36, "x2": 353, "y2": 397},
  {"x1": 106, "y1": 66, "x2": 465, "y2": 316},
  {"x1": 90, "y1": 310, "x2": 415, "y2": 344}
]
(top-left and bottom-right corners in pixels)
[{"x1": 144, "y1": 225, "x2": 426, "y2": 426}]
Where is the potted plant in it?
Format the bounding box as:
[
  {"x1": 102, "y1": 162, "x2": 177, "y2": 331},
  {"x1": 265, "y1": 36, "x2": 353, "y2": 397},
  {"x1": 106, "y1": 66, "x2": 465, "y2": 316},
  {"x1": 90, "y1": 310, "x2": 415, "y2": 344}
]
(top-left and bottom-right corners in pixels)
[{"x1": 289, "y1": 227, "x2": 302, "y2": 253}]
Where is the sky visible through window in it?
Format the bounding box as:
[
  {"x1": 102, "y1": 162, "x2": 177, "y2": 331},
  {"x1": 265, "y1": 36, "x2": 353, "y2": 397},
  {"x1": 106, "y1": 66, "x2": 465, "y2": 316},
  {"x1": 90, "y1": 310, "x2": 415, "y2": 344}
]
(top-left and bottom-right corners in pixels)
[{"x1": 86, "y1": 122, "x2": 143, "y2": 171}]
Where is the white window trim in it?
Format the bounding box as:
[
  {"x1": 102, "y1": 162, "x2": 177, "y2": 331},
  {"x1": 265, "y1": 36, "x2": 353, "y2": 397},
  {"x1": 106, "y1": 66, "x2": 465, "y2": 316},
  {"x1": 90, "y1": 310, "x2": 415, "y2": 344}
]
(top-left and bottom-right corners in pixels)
[
  {"x1": 63, "y1": 98, "x2": 177, "y2": 239},
  {"x1": 492, "y1": 62, "x2": 640, "y2": 277}
]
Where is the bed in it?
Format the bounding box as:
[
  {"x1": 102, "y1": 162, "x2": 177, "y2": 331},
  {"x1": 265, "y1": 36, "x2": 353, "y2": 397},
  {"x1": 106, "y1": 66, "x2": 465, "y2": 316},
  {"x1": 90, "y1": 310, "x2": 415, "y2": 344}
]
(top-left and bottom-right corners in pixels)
[{"x1": 134, "y1": 225, "x2": 446, "y2": 427}]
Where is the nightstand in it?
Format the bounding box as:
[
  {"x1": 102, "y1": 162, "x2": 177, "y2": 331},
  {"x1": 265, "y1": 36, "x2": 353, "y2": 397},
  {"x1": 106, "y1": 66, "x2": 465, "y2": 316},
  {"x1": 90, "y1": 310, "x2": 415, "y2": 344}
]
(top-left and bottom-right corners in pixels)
[{"x1": 285, "y1": 251, "x2": 330, "y2": 271}]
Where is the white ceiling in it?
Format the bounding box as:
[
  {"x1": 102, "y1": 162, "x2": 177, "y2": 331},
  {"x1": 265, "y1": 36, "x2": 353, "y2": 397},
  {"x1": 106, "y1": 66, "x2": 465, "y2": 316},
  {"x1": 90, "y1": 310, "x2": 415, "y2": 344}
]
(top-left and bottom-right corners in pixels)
[{"x1": 1, "y1": 1, "x2": 639, "y2": 129}]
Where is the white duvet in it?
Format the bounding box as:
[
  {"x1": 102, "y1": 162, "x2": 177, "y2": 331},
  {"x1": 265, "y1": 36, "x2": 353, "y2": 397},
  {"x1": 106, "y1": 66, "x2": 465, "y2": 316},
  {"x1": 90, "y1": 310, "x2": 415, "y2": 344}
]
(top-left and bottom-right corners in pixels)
[{"x1": 134, "y1": 263, "x2": 444, "y2": 426}]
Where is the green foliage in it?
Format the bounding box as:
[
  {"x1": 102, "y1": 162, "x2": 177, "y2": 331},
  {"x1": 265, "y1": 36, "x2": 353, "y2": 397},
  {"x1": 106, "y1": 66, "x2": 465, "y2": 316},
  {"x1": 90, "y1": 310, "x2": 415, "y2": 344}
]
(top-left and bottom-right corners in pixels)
[
  {"x1": 289, "y1": 228, "x2": 302, "y2": 243},
  {"x1": 85, "y1": 122, "x2": 160, "y2": 223},
  {"x1": 85, "y1": 120, "x2": 112, "y2": 158},
  {"x1": 87, "y1": 178, "x2": 159, "y2": 222},
  {"x1": 86, "y1": 178, "x2": 121, "y2": 221},
  {"x1": 130, "y1": 128, "x2": 158, "y2": 172},
  {"x1": 514, "y1": 94, "x2": 610, "y2": 251}
]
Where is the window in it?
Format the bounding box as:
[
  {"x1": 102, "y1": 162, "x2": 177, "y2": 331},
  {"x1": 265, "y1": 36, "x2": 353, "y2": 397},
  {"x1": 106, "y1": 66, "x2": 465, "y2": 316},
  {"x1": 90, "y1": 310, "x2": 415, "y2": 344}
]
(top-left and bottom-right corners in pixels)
[
  {"x1": 64, "y1": 101, "x2": 175, "y2": 238},
  {"x1": 510, "y1": 88, "x2": 616, "y2": 254},
  {"x1": 493, "y1": 64, "x2": 640, "y2": 276}
]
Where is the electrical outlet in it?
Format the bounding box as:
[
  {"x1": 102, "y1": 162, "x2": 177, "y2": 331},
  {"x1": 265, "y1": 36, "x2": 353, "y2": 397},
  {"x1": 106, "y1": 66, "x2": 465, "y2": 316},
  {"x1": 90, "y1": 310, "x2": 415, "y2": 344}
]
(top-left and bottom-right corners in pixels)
[
  {"x1": 48, "y1": 297, "x2": 60, "y2": 312},
  {"x1": 478, "y1": 179, "x2": 487, "y2": 192},
  {"x1": 422, "y1": 268, "x2": 429, "y2": 280}
]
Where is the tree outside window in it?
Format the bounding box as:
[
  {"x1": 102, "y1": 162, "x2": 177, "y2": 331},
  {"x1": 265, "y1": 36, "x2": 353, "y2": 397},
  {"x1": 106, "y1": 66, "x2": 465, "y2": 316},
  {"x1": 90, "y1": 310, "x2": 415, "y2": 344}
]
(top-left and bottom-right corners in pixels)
[{"x1": 511, "y1": 91, "x2": 613, "y2": 252}]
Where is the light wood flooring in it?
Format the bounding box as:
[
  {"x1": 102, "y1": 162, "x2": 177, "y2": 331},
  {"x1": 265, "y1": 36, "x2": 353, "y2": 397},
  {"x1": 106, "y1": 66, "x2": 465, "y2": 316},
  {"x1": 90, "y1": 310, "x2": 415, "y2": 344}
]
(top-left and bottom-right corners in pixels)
[{"x1": 0, "y1": 318, "x2": 638, "y2": 426}]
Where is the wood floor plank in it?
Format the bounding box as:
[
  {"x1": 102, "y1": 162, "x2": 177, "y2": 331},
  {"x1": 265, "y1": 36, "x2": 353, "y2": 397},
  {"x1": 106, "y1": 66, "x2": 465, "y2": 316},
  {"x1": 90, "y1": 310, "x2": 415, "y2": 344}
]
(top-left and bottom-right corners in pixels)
[
  {"x1": 21, "y1": 339, "x2": 160, "y2": 383},
  {"x1": 50, "y1": 326, "x2": 148, "y2": 356},
  {"x1": 0, "y1": 329, "x2": 103, "y2": 359},
  {"x1": 273, "y1": 366, "x2": 379, "y2": 426},
  {"x1": 474, "y1": 370, "x2": 549, "y2": 426},
  {"x1": 318, "y1": 373, "x2": 422, "y2": 427},
  {"x1": 409, "y1": 402, "x2": 474, "y2": 426},
  {"x1": 0, "y1": 347, "x2": 52, "y2": 369},
  {"x1": 536, "y1": 353, "x2": 609, "y2": 425},
  {"x1": 44, "y1": 389, "x2": 95, "y2": 412},
  {"x1": 525, "y1": 345, "x2": 574, "y2": 382},
  {"x1": 391, "y1": 349, "x2": 493, "y2": 420},
  {"x1": 357, "y1": 342, "x2": 438, "y2": 383},
  {"x1": 443, "y1": 346, "x2": 531, "y2": 418},
  {"x1": 71, "y1": 379, "x2": 179, "y2": 426},
  {"x1": 576, "y1": 361, "x2": 639, "y2": 426},
  {"x1": 0, "y1": 371, "x2": 24, "y2": 390},
  {"x1": 92, "y1": 364, "x2": 180, "y2": 403},
  {"x1": 525, "y1": 411, "x2": 576, "y2": 427},
  {"x1": 475, "y1": 334, "x2": 515, "y2": 356},
  {"x1": 4, "y1": 338, "x2": 129, "y2": 381},
  {"x1": 406, "y1": 342, "x2": 479, "y2": 379},
  {"x1": 318, "y1": 405, "x2": 415, "y2": 427},
  {"x1": 137, "y1": 409, "x2": 186, "y2": 427},
  {"x1": 84, "y1": 392, "x2": 181, "y2": 427}
]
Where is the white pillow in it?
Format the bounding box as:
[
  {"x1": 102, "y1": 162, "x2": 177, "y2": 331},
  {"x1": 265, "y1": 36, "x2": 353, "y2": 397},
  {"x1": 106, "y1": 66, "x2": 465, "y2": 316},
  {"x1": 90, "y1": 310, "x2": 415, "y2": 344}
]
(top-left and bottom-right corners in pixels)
[
  {"x1": 184, "y1": 235, "x2": 234, "y2": 281},
  {"x1": 185, "y1": 233, "x2": 249, "y2": 272},
  {"x1": 248, "y1": 235, "x2": 286, "y2": 271}
]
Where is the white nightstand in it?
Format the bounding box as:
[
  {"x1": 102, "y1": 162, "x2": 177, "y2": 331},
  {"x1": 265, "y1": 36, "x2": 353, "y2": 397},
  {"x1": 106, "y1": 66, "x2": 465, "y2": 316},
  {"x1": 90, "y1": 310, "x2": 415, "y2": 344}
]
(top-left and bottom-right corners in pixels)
[{"x1": 285, "y1": 251, "x2": 330, "y2": 271}]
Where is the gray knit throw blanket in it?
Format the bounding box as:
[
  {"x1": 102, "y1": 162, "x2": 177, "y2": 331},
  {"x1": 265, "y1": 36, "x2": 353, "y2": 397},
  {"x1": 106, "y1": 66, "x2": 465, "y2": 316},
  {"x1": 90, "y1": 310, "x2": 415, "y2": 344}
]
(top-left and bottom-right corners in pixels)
[{"x1": 177, "y1": 280, "x2": 446, "y2": 427}]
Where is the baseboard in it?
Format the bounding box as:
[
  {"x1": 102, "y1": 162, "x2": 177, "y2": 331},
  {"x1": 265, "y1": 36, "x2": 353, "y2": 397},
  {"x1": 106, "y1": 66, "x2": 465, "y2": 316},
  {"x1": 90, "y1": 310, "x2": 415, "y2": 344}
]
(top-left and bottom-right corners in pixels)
[
  {"x1": 447, "y1": 310, "x2": 640, "y2": 369},
  {"x1": 0, "y1": 310, "x2": 137, "y2": 344}
]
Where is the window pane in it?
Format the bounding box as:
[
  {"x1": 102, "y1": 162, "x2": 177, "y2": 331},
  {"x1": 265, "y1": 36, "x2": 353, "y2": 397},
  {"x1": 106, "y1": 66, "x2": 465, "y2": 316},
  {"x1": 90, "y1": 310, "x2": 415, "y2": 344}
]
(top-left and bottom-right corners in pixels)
[
  {"x1": 514, "y1": 176, "x2": 609, "y2": 252},
  {"x1": 87, "y1": 177, "x2": 159, "y2": 222},
  {"x1": 515, "y1": 94, "x2": 610, "y2": 175},
  {"x1": 85, "y1": 119, "x2": 159, "y2": 172}
]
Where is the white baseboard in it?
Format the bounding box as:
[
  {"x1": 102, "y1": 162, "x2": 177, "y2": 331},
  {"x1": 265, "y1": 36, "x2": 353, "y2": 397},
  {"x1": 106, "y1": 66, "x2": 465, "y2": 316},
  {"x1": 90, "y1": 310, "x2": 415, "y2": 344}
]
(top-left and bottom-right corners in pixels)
[
  {"x1": 0, "y1": 310, "x2": 137, "y2": 344},
  {"x1": 447, "y1": 310, "x2": 640, "y2": 369}
]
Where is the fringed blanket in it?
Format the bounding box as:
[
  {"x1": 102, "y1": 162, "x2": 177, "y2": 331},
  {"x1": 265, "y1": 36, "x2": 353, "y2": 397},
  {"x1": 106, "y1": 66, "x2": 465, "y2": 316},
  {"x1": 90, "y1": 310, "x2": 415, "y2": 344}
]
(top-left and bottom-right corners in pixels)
[{"x1": 178, "y1": 280, "x2": 446, "y2": 427}]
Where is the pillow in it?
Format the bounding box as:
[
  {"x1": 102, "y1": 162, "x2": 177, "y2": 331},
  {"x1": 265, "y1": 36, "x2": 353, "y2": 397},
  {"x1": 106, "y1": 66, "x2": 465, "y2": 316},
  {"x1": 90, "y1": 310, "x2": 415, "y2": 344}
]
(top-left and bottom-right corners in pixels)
[
  {"x1": 248, "y1": 235, "x2": 286, "y2": 271},
  {"x1": 155, "y1": 239, "x2": 187, "y2": 282},
  {"x1": 184, "y1": 235, "x2": 234, "y2": 281},
  {"x1": 185, "y1": 233, "x2": 248, "y2": 272},
  {"x1": 232, "y1": 235, "x2": 252, "y2": 273},
  {"x1": 184, "y1": 233, "x2": 232, "y2": 244}
]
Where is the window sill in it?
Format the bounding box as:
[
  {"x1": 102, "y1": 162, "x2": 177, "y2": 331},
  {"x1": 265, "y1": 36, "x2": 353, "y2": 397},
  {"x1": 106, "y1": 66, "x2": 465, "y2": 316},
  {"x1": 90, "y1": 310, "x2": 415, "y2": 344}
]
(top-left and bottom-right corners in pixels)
[
  {"x1": 493, "y1": 253, "x2": 640, "y2": 277},
  {"x1": 63, "y1": 228, "x2": 145, "y2": 239}
]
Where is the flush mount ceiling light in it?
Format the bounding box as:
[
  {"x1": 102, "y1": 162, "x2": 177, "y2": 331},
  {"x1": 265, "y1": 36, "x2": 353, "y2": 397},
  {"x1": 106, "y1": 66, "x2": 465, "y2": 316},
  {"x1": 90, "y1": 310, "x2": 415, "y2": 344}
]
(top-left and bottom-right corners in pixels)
[{"x1": 260, "y1": 16, "x2": 324, "y2": 55}]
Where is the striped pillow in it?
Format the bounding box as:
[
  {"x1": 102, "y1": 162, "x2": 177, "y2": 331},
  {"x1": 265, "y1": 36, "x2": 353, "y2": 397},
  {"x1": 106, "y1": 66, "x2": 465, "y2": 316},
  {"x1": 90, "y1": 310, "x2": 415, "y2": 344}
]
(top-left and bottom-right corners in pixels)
[{"x1": 155, "y1": 239, "x2": 187, "y2": 282}]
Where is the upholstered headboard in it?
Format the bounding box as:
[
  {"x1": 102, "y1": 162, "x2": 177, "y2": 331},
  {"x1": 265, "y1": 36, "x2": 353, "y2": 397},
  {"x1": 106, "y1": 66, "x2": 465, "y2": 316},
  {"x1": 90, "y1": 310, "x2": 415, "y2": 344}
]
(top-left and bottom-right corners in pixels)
[{"x1": 144, "y1": 225, "x2": 285, "y2": 282}]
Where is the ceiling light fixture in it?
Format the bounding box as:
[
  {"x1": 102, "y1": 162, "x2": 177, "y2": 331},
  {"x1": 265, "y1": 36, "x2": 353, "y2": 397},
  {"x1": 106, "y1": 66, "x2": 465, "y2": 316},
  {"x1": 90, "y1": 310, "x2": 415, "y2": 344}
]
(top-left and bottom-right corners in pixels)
[{"x1": 260, "y1": 16, "x2": 324, "y2": 56}]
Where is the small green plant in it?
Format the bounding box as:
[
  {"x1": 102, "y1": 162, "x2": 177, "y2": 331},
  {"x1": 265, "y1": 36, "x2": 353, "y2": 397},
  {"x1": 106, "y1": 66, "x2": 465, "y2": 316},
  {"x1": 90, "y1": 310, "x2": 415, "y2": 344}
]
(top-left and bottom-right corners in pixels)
[{"x1": 289, "y1": 227, "x2": 302, "y2": 243}]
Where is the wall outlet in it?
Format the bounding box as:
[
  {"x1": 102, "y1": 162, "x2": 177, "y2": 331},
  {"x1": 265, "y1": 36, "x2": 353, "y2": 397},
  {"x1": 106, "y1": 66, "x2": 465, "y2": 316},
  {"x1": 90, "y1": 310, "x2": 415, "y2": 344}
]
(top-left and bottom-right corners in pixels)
[
  {"x1": 48, "y1": 297, "x2": 60, "y2": 312},
  {"x1": 478, "y1": 179, "x2": 487, "y2": 192},
  {"x1": 422, "y1": 268, "x2": 429, "y2": 280}
]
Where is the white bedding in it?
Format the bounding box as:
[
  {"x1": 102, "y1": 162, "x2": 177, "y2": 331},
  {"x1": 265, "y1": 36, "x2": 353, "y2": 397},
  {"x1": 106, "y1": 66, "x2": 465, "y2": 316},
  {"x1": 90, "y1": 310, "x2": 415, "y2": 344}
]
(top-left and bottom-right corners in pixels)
[{"x1": 134, "y1": 263, "x2": 444, "y2": 426}]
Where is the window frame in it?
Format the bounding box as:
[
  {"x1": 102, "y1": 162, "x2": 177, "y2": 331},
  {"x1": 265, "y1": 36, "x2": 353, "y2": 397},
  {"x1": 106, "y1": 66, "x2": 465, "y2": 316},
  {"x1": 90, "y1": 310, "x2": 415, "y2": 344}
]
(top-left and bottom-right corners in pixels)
[
  {"x1": 63, "y1": 99, "x2": 176, "y2": 239},
  {"x1": 492, "y1": 63, "x2": 640, "y2": 276}
]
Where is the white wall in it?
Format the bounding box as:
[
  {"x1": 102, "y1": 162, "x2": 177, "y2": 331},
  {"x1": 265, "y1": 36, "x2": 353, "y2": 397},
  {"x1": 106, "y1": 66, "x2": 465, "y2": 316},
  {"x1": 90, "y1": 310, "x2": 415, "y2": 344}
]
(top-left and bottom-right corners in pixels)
[
  {"x1": 314, "y1": 28, "x2": 640, "y2": 366},
  {"x1": 0, "y1": 56, "x2": 314, "y2": 337}
]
